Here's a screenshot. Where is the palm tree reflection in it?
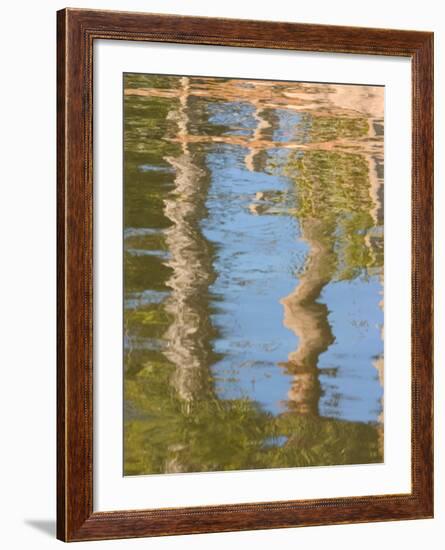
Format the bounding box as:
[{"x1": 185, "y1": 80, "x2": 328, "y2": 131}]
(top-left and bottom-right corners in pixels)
[
  {"x1": 280, "y1": 219, "x2": 336, "y2": 415},
  {"x1": 163, "y1": 77, "x2": 217, "y2": 405}
]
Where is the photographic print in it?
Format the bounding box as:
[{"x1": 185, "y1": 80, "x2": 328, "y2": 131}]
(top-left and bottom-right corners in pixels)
[
  {"x1": 123, "y1": 73, "x2": 384, "y2": 476},
  {"x1": 57, "y1": 11, "x2": 433, "y2": 540}
]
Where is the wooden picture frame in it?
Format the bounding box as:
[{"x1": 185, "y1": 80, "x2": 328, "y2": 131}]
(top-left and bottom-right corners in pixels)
[{"x1": 57, "y1": 8, "x2": 434, "y2": 542}]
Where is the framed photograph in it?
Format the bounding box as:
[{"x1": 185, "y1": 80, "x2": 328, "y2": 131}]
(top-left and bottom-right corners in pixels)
[{"x1": 57, "y1": 8, "x2": 433, "y2": 542}]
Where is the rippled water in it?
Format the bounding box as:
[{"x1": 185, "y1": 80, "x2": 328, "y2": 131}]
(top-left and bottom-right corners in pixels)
[{"x1": 123, "y1": 74, "x2": 384, "y2": 475}]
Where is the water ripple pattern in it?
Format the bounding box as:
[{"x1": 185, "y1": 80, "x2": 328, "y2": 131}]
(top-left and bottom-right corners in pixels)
[{"x1": 123, "y1": 74, "x2": 384, "y2": 475}]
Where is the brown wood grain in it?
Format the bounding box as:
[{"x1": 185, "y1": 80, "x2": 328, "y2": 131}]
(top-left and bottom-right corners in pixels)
[{"x1": 57, "y1": 8, "x2": 434, "y2": 542}]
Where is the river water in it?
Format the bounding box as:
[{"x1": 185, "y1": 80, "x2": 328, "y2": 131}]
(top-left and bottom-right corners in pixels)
[{"x1": 123, "y1": 74, "x2": 384, "y2": 475}]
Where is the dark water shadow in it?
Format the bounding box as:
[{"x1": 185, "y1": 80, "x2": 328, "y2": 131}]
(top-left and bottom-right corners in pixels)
[{"x1": 24, "y1": 519, "x2": 56, "y2": 537}]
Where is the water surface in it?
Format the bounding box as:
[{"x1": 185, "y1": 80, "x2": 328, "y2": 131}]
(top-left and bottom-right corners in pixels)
[{"x1": 123, "y1": 74, "x2": 384, "y2": 475}]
